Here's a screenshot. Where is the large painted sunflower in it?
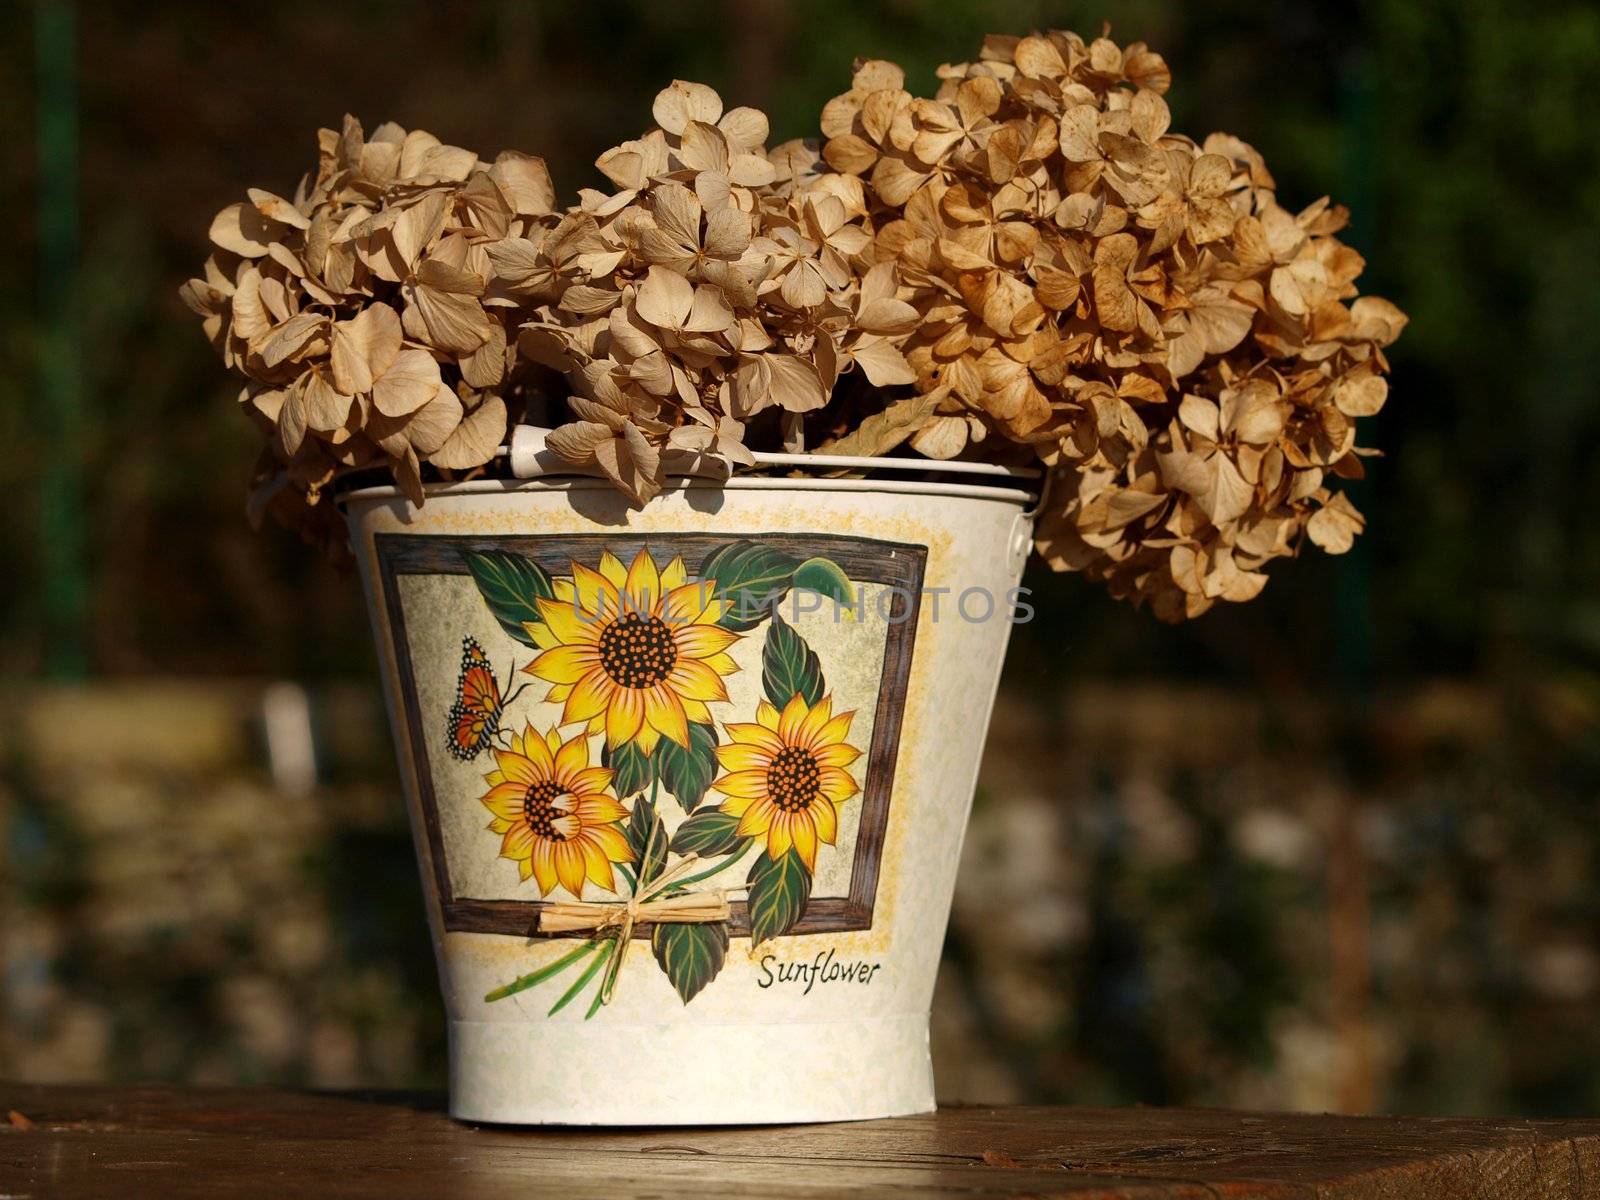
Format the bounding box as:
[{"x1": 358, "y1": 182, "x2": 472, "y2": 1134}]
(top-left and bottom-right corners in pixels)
[
  {"x1": 711, "y1": 694, "x2": 861, "y2": 870},
  {"x1": 479, "y1": 724, "x2": 632, "y2": 897},
  {"x1": 525, "y1": 548, "x2": 740, "y2": 754}
]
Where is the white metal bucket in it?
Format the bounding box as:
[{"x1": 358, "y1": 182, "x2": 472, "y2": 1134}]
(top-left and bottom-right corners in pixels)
[{"x1": 342, "y1": 461, "x2": 1035, "y2": 1125}]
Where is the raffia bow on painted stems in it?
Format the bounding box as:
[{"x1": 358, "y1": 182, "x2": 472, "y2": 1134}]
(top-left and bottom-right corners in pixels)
[{"x1": 536, "y1": 853, "x2": 733, "y2": 1006}]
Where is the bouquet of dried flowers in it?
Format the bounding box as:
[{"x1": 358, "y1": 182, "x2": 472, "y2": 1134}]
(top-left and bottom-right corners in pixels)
[
  {"x1": 185, "y1": 27, "x2": 1405, "y2": 620},
  {"x1": 181, "y1": 117, "x2": 557, "y2": 547}
]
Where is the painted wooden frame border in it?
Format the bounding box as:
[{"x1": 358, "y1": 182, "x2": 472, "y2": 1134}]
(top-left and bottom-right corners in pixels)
[{"x1": 374, "y1": 531, "x2": 927, "y2": 940}]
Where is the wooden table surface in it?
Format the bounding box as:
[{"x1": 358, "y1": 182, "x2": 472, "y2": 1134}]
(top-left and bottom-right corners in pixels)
[{"x1": 4, "y1": 1085, "x2": 1600, "y2": 1198}]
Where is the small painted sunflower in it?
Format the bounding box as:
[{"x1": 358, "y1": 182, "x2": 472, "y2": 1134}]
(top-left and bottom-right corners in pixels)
[
  {"x1": 524, "y1": 548, "x2": 741, "y2": 754},
  {"x1": 711, "y1": 694, "x2": 861, "y2": 870},
  {"x1": 480, "y1": 725, "x2": 632, "y2": 897}
]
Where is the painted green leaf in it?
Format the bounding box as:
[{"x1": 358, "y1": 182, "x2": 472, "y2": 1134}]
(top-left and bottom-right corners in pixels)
[
  {"x1": 761, "y1": 613, "x2": 824, "y2": 709},
  {"x1": 655, "y1": 722, "x2": 718, "y2": 812},
  {"x1": 698, "y1": 541, "x2": 800, "y2": 631},
  {"x1": 625, "y1": 793, "x2": 669, "y2": 885},
  {"x1": 650, "y1": 921, "x2": 730, "y2": 1004},
  {"x1": 463, "y1": 550, "x2": 555, "y2": 646},
  {"x1": 603, "y1": 739, "x2": 654, "y2": 798},
  {"x1": 791, "y1": 557, "x2": 856, "y2": 612},
  {"x1": 669, "y1": 808, "x2": 748, "y2": 858},
  {"x1": 746, "y1": 848, "x2": 812, "y2": 945}
]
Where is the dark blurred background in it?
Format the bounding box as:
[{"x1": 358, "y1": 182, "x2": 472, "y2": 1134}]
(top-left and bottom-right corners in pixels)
[{"x1": 3, "y1": 0, "x2": 1599, "y2": 1115}]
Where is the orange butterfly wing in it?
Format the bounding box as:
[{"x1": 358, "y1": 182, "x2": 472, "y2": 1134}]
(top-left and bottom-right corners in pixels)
[{"x1": 446, "y1": 637, "x2": 504, "y2": 761}]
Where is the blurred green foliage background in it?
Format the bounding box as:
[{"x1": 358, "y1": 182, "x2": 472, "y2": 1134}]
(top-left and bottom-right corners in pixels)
[{"x1": 2, "y1": 0, "x2": 1598, "y2": 1114}]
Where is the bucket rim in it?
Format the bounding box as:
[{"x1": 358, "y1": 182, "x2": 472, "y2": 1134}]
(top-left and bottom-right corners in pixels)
[{"x1": 337, "y1": 473, "x2": 1037, "y2": 509}]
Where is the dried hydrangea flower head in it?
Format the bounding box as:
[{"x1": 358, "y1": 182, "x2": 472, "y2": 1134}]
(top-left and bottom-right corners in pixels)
[
  {"x1": 181, "y1": 116, "x2": 559, "y2": 544},
  {"x1": 489, "y1": 80, "x2": 906, "y2": 502},
  {"x1": 187, "y1": 33, "x2": 1405, "y2": 621},
  {"x1": 819, "y1": 29, "x2": 1407, "y2": 619}
]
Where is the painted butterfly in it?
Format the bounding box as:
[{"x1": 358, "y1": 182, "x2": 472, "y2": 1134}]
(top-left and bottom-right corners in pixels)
[{"x1": 445, "y1": 636, "x2": 524, "y2": 761}]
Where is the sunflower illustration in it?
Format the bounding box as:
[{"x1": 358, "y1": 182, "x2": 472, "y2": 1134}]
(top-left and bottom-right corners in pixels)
[
  {"x1": 525, "y1": 548, "x2": 741, "y2": 754},
  {"x1": 711, "y1": 694, "x2": 861, "y2": 870},
  {"x1": 479, "y1": 724, "x2": 633, "y2": 897}
]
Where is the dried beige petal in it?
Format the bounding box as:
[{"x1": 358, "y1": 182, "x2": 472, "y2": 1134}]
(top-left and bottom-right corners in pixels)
[
  {"x1": 1306, "y1": 492, "x2": 1364, "y2": 553},
  {"x1": 278, "y1": 378, "x2": 309, "y2": 454},
  {"x1": 767, "y1": 354, "x2": 827, "y2": 412},
  {"x1": 1349, "y1": 296, "x2": 1409, "y2": 344},
  {"x1": 1222, "y1": 381, "x2": 1286, "y2": 442},
  {"x1": 851, "y1": 336, "x2": 918, "y2": 386},
  {"x1": 858, "y1": 296, "x2": 919, "y2": 334},
  {"x1": 780, "y1": 261, "x2": 828, "y2": 309},
  {"x1": 820, "y1": 389, "x2": 944, "y2": 456},
  {"x1": 399, "y1": 130, "x2": 477, "y2": 181},
  {"x1": 684, "y1": 285, "x2": 735, "y2": 333},
  {"x1": 391, "y1": 192, "x2": 449, "y2": 269},
  {"x1": 636, "y1": 265, "x2": 695, "y2": 328},
  {"x1": 703, "y1": 207, "x2": 751, "y2": 259},
  {"x1": 1058, "y1": 105, "x2": 1101, "y2": 162},
  {"x1": 1333, "y1": 367, "x2": 1388, "y2": 417},
  {"x1": 210, "y1": 203, "x2": 281, "y2": 257},
  {"x1": 653, "y1": 80, "x2": 723, "y2": 136},
  {"x1": 680, "y1": 122, "x2": 732, "y2": 175},
  {"x1": 459, "y1": 319, "x2": 508, "y2": 390},
  {"x1": 429, "y1": 394, "x2": 506, "y2": 468},
  {"x1": 559, "y1": 285, "x2": 623, "y2": 316},
  {"x1": 1166, "y1": 291, "x2": 1254, "y2": 379},
  {"x1": 372, "y1": 348, "x2": 444, "y2": 417},
  {"x1": 718, "y1": 106, "x2": 769, "y2": 150},
  {"x1": 259, "y1": 312, "x2": 327, "y2": 369},
  {"x1": 330, "y1": 303, "x2": 402, "y2": 394},
  {"x1": 651, "y1": 182, "x2": 701, "y2": 248},
  {"x1": 382, "y1": 443, "x2": 421, "y2": 506},
  {"x1": 910, "y1": 413, "x2": 972, "y2": 460},
  {"x1": 593, "y1": 421, "x2": 664, "y2": 504},
  {"x1": 303, "y1": 368, "x2": 353, "y2": 431},
  {"x1": 404, "y1": 276, "x2": 493, "y2": 353},
  {"x1": 824, "y1": 134, "x2": 880, "y2": 175},
  {"x1": 547, "y1": 420, "x2": 617, "y2": 462},
  {"x1": 1178, "y1": 394, "x2": 1220, "y2": 441},
  {"x1": 247, "y1": 188, "x2": 310, "y2": 231},
  {"x1": 483, "y1": 237, "x2": 547, "y2": 289},
  {"x1": 489, "y1": 151, "x2": 557, "y2": 216},
  {"x1": 1014, "y1": 35, "x2": 1068, "y2": 78},
  {"x1": 378, "y1": 382, "x2": 462, "y2": 456}
]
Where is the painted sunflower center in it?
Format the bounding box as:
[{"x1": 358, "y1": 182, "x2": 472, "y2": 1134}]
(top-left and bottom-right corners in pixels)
[
  {"x1": 766, "y1": 745, "x2": 821, "y2": 813},
  {"x1": 597, "y1": 612, "x2": 678, "y2": 689},
  {"x1": 522, "y1": 779, "x2": 572, "y2": 841}
]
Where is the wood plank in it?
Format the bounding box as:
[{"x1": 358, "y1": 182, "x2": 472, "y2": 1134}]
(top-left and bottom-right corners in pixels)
[{"x1": 2, "y1": 1086, "x2": 1598, "y2": 1198}]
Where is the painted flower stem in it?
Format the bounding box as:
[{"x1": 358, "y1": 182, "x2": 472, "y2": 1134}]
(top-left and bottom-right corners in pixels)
[
  {"x1": 484, "y1": 939, "x2": 597, "y2": 1002},
  {"x1": 662, "y1": 848, "x2": 748, "y2": 893},
  {"x1": 548, "y1": 939, "x2": 615, "y2": 1016},
  {"x1": 641, "y1": 775, "x2": 663, "y2": 887},
  {"x1": 596, "y1": 799, "x2": 659, "y2": 1008}
]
